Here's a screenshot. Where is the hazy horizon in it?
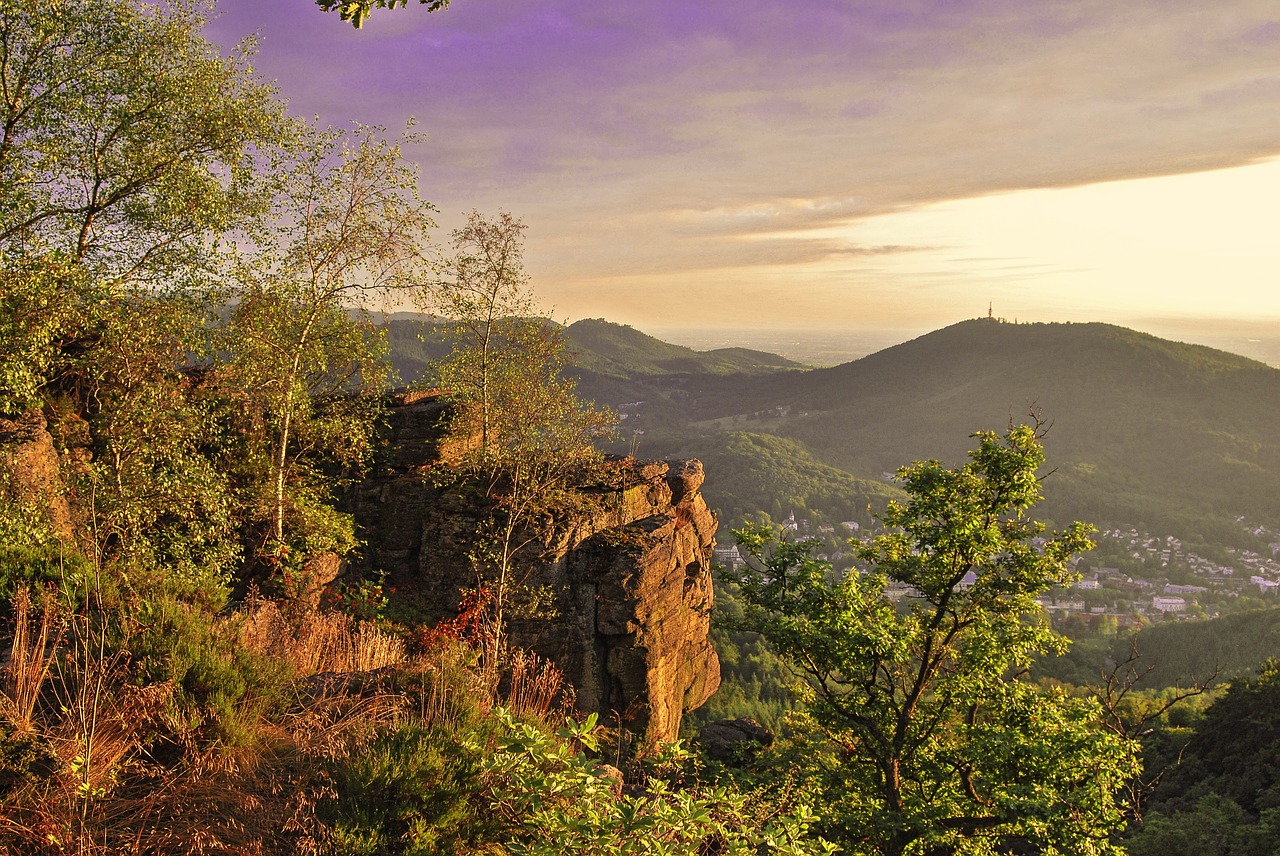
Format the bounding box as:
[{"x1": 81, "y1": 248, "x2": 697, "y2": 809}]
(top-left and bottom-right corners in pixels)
[{"x1": 645, "y1": 317, "x2": 1280, "y2": 368}]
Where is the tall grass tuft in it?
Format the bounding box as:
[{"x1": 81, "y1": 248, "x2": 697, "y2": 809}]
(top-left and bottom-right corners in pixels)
[
  {"x1": 0, "y1": 586, "x2": 62, "y2": 734},
  {"x1": 502, "y1": 646, "x2": 573, "y2": 723}
]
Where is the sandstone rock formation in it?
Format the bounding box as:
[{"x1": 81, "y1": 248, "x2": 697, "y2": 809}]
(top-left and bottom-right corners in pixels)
[
  {"x1": 0, "y1": 411, "x2": 75, "y2": 541},
  {"x1": 346, "y1": 393, "x2": 721, "y2": 745}
]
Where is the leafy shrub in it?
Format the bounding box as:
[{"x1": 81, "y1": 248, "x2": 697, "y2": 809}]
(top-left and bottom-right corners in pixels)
[
  {"x1": 478, "y1": 709, "x2": 834, "y2": 855},
  {"x1": 323, "y1": 719, "x2": 497, "y2": 856},
  {"x1": 126, "y1": 594, "x2": 288, "y2": 745}
]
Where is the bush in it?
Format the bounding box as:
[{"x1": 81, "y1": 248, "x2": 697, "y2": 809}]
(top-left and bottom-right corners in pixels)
[
  {"x1": 126, "y1": 594, "x2": 289, "y2": 745},
  {"x1": 323, "y1": 719, "x2": 496, "y2": 856}
]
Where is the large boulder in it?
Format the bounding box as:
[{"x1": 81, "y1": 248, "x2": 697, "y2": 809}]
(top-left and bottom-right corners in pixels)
[{"x1": 698, "y1": 718, "x2": 775, "y2": 763}]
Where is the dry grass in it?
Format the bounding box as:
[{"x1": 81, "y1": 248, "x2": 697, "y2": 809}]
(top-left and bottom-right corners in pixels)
[
  {"x1": 234, "y1": 596, "x2": 404, "y2": 676},
  {"x1": 0, "y1": 586, "x2": 63, "y2": 734},
  {"x1": 502, "y1": 646, "x2": 573, "y2": 723},
  {"x1": 0, "y1": 586, "x2": 582, "y2": 854}
]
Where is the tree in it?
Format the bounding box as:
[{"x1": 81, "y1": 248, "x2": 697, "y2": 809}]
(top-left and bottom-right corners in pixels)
[
  {"x1": 316, "y1": 0, "x2": 452, "y2": 29},
  {"x1": 731, "y1": 424, "x2": 1139, "y2": 855},
  {"x1": 223, "y1": 124, "x2": 435, "y2": 555},
  {"x1": 428, "y1": 211, "x2": 536, "y2": 455},
  {"x1": 0, "y1": 0, "x2": 289, "y2": 585},
  {"x1": 0, "y1": 0, "x2": 283, "y2": 282},
  {"x1": 425, "y1": 212, "x2": 613, "y2": 657}
]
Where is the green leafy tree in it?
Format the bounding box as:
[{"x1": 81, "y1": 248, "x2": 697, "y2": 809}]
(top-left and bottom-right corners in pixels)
[
  {"x1": 317, "y1": 0, "x2": 452, "y2": 29},
  {"x1": 731, "y1": 425, "x2": 1139, "y2": 855},
  {"x1": 0, "y1": 0, "x2": 288, "y2": 584},
  {"x1": 223, "y1": 124, "x2": 435, "y2": 554},
  {"x1": 0, "y1": 0, "x2": 282, "y2": 279},
  {"x1": 478, "y1": 709, "x2": 835, "y2": 855},
  {"x1": 426, "y1": 212, "x2": 613, "y2": 655}
]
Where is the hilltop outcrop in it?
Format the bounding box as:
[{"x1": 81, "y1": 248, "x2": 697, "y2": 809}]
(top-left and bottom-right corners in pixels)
[{"x1": 345, "y1": 393, "x2": 721, "y2": 744}]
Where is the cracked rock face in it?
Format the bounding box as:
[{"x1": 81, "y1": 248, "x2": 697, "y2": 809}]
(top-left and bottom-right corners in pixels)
[{"x1": 345, "y1": 397, "x2": 721, "y2": 745}]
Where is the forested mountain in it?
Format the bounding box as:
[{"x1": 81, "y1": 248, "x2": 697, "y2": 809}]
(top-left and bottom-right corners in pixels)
[
  {"x1": 528, "y1": 317, "x2": 1280, "y2": 544},
  {"x1": 384, "y1": 316, "x2": 801, "y2": 388},
  {"x1": 745, "y1": 319, "x2": 1280, "y2": 539}
]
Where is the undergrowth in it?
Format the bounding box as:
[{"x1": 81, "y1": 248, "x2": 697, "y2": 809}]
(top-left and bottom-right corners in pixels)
[{"x1": 0, "y1": 581, "x2": 831, "y2": 855}]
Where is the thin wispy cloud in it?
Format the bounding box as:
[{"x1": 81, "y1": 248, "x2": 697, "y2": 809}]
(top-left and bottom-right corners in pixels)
[{"x1": 208, "y1": 0, "x2": 1280, "y2": 328}]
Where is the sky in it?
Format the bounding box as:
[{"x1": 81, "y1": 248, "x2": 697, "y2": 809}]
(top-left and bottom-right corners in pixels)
[{"x1": 205, "y1": 0, "x2": 1280, "y2": 340}]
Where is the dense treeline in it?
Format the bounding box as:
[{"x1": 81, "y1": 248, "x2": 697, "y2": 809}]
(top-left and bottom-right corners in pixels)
[
  {"x1": 1125, "y1": 663, "x2": 1280, "y2": 855},
  {"x1": 672, "y1": 432, "x2": 902, "y2": 535},
  {"x1": 1035, "y1": 606, "x2": 1280, "y2": 690}
]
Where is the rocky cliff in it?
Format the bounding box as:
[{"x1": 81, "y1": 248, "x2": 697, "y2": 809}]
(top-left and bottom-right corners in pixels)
[{"x1": 346, "y1": 393, "x2": 721, "y2": 745}]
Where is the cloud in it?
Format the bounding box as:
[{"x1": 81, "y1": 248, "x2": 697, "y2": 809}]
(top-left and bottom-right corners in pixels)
[{"x1": 207, "y1": 0, "x2": 1280, "y2": 323}]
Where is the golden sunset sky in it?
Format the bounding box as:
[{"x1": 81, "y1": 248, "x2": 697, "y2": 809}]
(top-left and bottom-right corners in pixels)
[{"x1": 208, "y1": 0, "x2": 1280, "y2": 337}]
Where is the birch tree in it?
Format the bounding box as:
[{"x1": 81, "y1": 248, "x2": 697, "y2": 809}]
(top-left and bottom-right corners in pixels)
[
  {"x1": 224, "y1": 124, "x2": 434, "y2": 555},
  {"x1": 426, "y1": 212, "x2": 614, "y2": 656}
]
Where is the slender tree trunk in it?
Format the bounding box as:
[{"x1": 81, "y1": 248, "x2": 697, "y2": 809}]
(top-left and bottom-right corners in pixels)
[
  {"x1": 272, "y1": 386, "x2": 293, "y2": 543},
  {"x1": 272, "y1": 317, "x2": 314, "y2": 544}
]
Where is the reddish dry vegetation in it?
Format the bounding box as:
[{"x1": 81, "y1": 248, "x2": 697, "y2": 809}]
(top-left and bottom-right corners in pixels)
[{"x1": 0, "y1": 587, "x2": 573, "y2": 855}]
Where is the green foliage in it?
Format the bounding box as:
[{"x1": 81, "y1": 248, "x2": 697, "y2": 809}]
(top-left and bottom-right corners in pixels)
[
  {"x1": 76, "y1": 294, "x2": 242, "y2": 593},
  {"x1": 425, "y1": 212, "x2": 614, "y2": 653},
  {"x1": 125, "y1": 593, "x2": 287, "y2": 745},
  {"x1": 0, "y1": 497, "x2": 87, "y2": 613},
  {"x1": 1111, "y1": 607, "x2": 1280, "y2": 690},
  {"x1": 731, "y1": 425, "x2": 1138, "y2": 855},
  {"x1": 1147, "y1": 660, "x2": 1280, "y2": 820},
  {"x1": 222, "y1": 122, "x2": 433, "y2": 550},
  {"x1": 0, "y1": 255, "x2": 95, "y2": 414},
  {"x1": 0, "y1": 542, "x2": 90, "y2": 621},
  {"x1": 477, "y1": 709, "x2": 833, "y2": 855},
  {"x1": 323, "y1": 719, "x2": 494, "y2": 855},
  {"x1": 0, "y1": 0, "x2": 286, "y2": 279},
  {"x1": 0, "y1": 0, "x2": 289, "y2": 589},
  {"x1": 327, "y1": 570, "x2": 391, "y2": 623},
  {"x1": 317, "y1": 0, "x2": 452, "y2": 30},
  {"x1": 1038, "y1": 606, "x2": 1280, "y2": 693},
  {"x1": 1128, "y1": 794, "x2": 1280, "y2": 856},
  {"x1": 689, "y1": 576, "x2": 796, "y2": 731}
]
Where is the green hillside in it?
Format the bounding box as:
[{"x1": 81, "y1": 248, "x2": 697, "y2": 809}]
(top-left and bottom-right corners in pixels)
[
  {"x1": 682, "y1": 318, "x2": 1280, "y2": 539},
  {"x1": 1038, "y1": 606, "x2": 1280, "y2": 690},
  {"x1": 1118, "y1": 607, "x2": 1280, "y2": 689},
  {"x1": 670, "y1": 431, "x2": 903, "y2": 531},
  {"x1": 564, "y1": 318, "x2": 802, "y2": 377},
  {"x1": 383, "y1": 316, "x2": 800, "y2": 387}
]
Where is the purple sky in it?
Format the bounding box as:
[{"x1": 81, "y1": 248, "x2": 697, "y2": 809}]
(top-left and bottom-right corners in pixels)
[{"x1": 205, "y1": 0, "x2": 1280, "y2": 334}]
